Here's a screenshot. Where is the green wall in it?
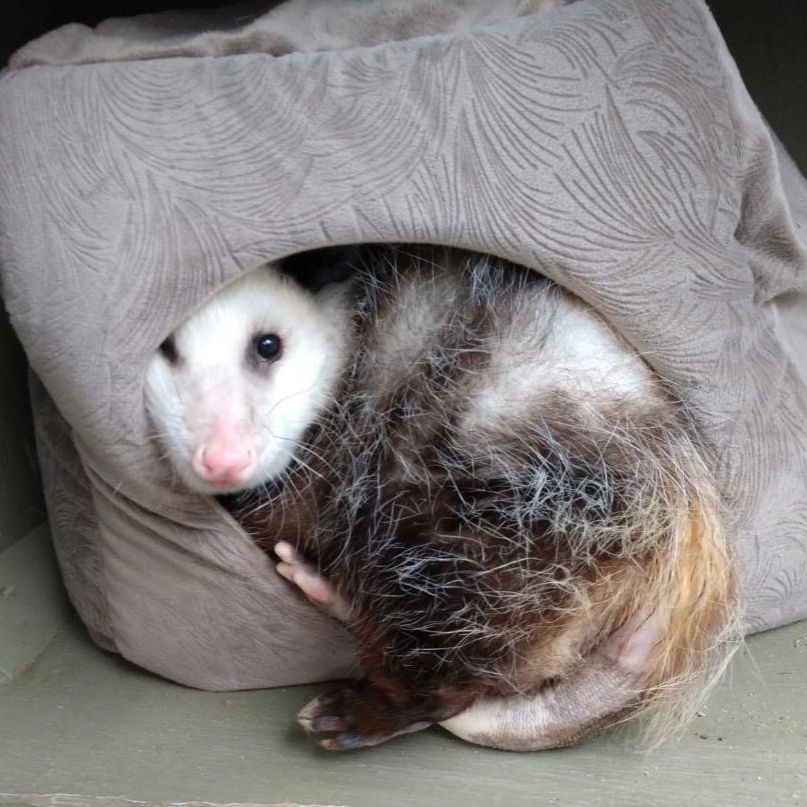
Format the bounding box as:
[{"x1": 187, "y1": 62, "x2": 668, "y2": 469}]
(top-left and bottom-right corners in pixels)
[
  {"x1": 709, "y1": 0, "x2": 807, "y2": 172},
  {"x1": 0, "y1": 309, "x2": 44, "y2": 551}
]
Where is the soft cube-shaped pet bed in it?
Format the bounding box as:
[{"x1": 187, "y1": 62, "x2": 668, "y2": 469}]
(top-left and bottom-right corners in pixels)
[{"x1": 0, "y1": 0, "x2": 805, "y2": 698}]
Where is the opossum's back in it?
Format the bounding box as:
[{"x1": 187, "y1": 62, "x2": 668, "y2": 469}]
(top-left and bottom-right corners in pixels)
[
  {"x1": 328, "y1": 244, "x2": 675, "y2": 549},
  {"x1": 352, "y1": 246, "x2": 659, "y2": 423}
]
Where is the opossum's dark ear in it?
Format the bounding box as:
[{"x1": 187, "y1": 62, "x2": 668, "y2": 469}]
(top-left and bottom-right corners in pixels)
[{"x1": 280, "y1": 245, "x2": 361, "y2": 291}]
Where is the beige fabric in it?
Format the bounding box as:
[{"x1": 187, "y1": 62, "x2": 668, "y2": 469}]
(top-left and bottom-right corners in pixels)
[
  {"x1": 9, "y1": 0, "x2": 565, "y2": 67},
  {"x1": 0, "y1": 0, "x2": 805, "y2": 694}
]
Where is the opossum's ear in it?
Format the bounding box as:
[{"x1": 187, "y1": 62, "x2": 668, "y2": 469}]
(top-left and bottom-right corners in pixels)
[{"x1": 280, "y1": 245, "x2": 361, "y2": 291}]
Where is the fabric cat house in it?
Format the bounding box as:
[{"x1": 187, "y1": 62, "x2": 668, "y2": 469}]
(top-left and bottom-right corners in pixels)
[{"x1": 0, "y1": 0, "x2": 805, "y2": 699}]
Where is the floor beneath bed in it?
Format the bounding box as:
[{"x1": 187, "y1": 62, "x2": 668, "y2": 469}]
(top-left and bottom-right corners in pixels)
[{"x1": 1, "y1": 574, "x2": 806, "y2": 806}]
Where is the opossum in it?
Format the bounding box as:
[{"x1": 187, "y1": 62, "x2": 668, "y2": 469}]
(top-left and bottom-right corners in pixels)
[{"x1": 145, "y1": 245, "x2": 739, "y2": 751}]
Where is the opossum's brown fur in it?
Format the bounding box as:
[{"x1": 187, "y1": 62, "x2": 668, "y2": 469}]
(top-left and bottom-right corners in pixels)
[{"x1": 238, "y1": 245, "x2": 740, "y2": 749}]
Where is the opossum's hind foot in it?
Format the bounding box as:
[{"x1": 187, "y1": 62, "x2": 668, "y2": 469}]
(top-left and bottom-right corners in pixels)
[
  {"x1": 274, "y1": 541, "x2": 350, "y2": 622},
  {"x1": 297, "y1": 685, "x2": 432, "y2": 751}
]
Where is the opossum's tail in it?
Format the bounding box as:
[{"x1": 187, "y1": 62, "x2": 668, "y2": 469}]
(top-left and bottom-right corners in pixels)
[
  {"x1": 626, "y1": 449, "x2": 742, "y2": 746},
  {"x1": 441, "y1": 443, "x2": 742, "y2": 752},
  {"x1": 567, "y1": 436, "x2": 742, "y2": 746}
]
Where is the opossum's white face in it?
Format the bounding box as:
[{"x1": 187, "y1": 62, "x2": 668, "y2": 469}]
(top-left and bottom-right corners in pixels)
[{"x1": 145, "y1": 267, "x2": 351, "y2": 495}]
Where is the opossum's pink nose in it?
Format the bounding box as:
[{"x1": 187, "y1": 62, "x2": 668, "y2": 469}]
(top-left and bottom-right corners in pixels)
[{"x1": 192, "y1": 442, "x2": 256, "y2": 489}]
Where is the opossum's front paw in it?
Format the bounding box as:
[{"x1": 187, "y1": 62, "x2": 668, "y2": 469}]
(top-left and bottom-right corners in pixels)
[
  {"x1": 274, "y1": 542, "x2": 350, "y2": 621},
  {"x1": 298, "y1": 686, "x2": 431, "y2": 751}
]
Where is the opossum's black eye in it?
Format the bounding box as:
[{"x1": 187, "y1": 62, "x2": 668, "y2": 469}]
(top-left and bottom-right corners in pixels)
[
  {"x1": 159, "y1": 336, "x2": 179, "y2": 365},
  {"x1": 255, "y1": 334, "x2": 282, "y2": 362}
]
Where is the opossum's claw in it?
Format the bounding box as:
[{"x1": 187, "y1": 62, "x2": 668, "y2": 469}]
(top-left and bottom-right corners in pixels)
[
  {"x1": 297, "y1": 688, "x2": 354, "y2": 733},
  {"x1": 319, "y1": 733, "x2": 360, "y2": 751},
  {"x1": 307, "y1": 715, "x2": 350, "y2": 734},
  {"x1": 319, "y1": 731, "x2": 376, "y2": 751},
  {"x1": 319, "y1": 721, "x2": 432, "y2": 751},
  {"x1": 275, "y1": 542, "x2": 350, "y2": 621},
  {"x1": 298, "y1": 685, "x2": 433, "y2": 751}
]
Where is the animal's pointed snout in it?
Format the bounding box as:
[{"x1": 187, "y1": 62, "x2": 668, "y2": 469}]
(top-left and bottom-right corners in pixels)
[{"x1": 192, "y1": 441, "x2": 256, "y2": 489}]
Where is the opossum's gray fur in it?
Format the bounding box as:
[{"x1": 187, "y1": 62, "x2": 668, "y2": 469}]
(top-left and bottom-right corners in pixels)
[{"x1": 240, "y1": 245, "x2": 740, "y2": 747}]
